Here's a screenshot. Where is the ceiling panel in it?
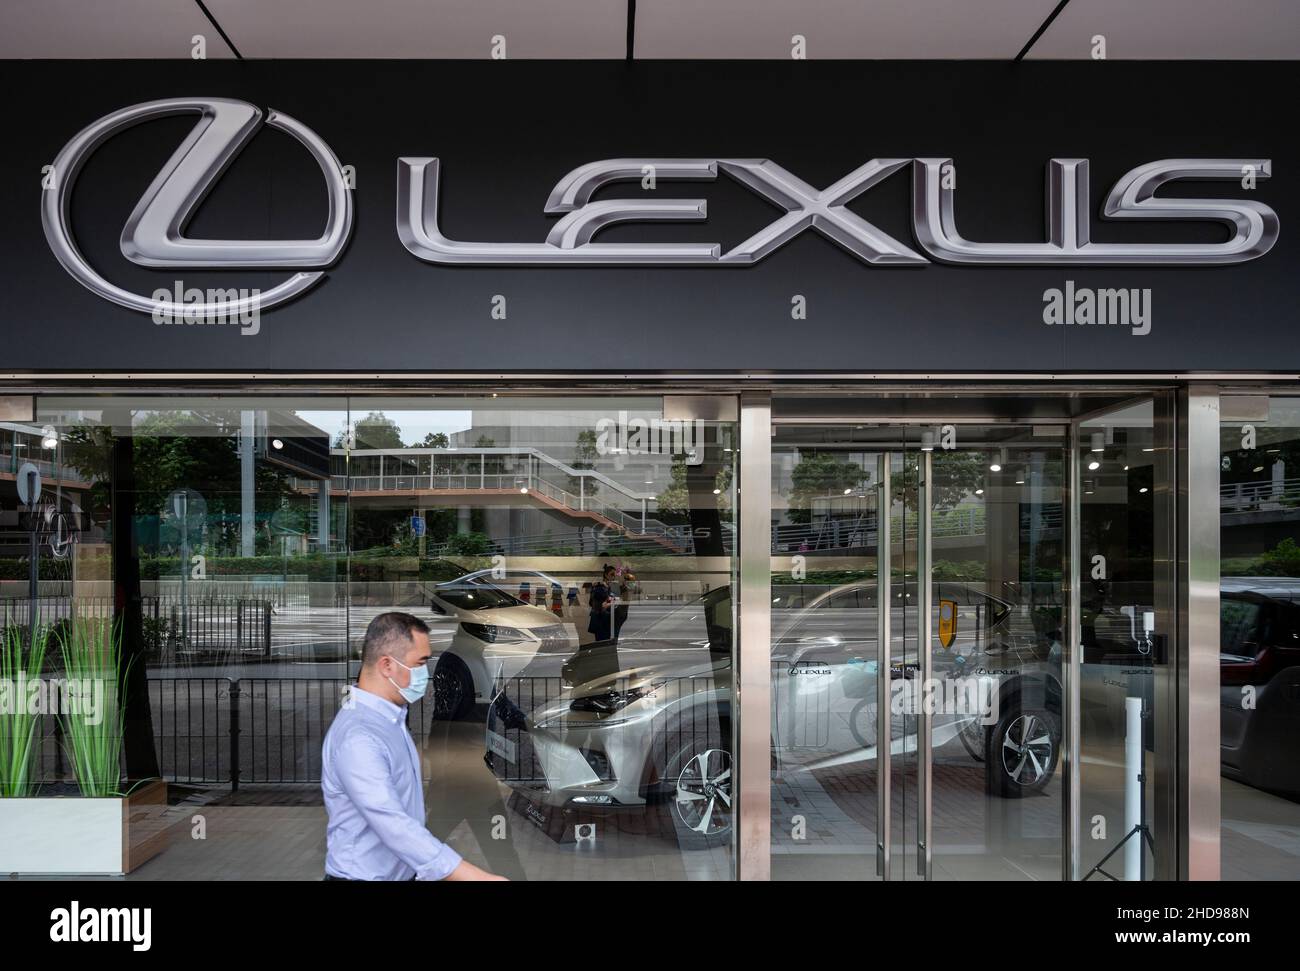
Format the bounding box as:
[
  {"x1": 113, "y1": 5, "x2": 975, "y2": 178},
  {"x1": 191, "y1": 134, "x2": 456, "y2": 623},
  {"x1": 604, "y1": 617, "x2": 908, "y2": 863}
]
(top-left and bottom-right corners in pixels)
[
  {"x1": 1029, "y1": 0, "x2": 1300, "y2": 59},
  {"x1": 635, "y1": 0, "x2": 1062, "y2": 58},
  {"x1": 2, "y1": 0, "x2": 1297, "y2": 60},
  {"x1": 206, "y1": 0, "x2": 626, "y2": 58},
  {"x1": 0, "y1": 0, "x2": 233, "y2": 58}
]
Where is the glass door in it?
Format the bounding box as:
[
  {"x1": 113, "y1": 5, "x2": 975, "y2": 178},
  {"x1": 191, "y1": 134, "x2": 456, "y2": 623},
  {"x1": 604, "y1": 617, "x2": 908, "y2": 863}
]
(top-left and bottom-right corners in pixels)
[
  {"x1": 770, "y1": 422, "x2": 1066, "y2": 880},
  {"x1": 1072, "y1": 395, "x2": 1176, "y2": 880},
  {"x1": 768, "y1": 428, "x2": 890, "y2": 879},
  {"x1": 902, "y1": 425, "x2": 1066, "y2": 880}
]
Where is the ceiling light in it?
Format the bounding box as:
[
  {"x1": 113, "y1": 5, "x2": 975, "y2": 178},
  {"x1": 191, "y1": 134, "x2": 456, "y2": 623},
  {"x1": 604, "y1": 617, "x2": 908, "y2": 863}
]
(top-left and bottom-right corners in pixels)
[
  {"x1": 974, "y1": 488, "x2": 984, "y2": 496},
  {"x1": 271, "y1": 438, "x2": 284, "y2": 450},
  {"x1": 40, "y1": 425, "x2": 58, "y2": 449},
  {"x1": 1087, "y1": 460, "x2": 1100, "y2": 471},
  {"x1": 920, "y1": 429, "x2": 935, "y2": 452},
  {"x1": 989, "y1": 463, "x2": 1002, "y2": 473},
  {"x1": 1090, "y1": 431, "x2": 1105, "y2": 453},
  {"x1": 1139, "y1": 487, "x2": 1149, "y2": 493}
]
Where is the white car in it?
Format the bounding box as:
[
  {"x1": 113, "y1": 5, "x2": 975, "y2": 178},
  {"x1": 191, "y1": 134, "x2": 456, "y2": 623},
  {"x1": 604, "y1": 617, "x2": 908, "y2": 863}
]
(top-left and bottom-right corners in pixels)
[
  {"x1": 427, "y1": 578, "x2": 576, "y2": 718},
  {"x1": 485, "y1": 581, "x2": 1063, "y2": 849},
  {"x1": 452, "y1": 567, "x2": 574, "y2": 610}
]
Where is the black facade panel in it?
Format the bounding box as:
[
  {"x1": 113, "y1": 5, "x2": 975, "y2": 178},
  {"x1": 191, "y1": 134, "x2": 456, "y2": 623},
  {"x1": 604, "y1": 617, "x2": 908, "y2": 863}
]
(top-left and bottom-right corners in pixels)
[{"x1": 0, "y1": 60, "x2": 1295, "y2": 373}]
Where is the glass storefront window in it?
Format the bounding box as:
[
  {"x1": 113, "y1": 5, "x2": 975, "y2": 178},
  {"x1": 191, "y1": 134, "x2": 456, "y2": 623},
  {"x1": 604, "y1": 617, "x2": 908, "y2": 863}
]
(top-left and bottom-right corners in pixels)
[
  {"x1": 1075, "y1": 398, "x2": 1175, "y2": 881},
  {"x1": 1219, "y1": 395, "x2": 1300, "y2": 879},
  {"x1": 347, "y1": 398, "x2": 737, "y2": 880},
  {"x1": 1, "y1": 394, "x2": 737, "y2": 880},
  {"x1": 1, "y1": 384, "x2": 1276, "y2": 881}
]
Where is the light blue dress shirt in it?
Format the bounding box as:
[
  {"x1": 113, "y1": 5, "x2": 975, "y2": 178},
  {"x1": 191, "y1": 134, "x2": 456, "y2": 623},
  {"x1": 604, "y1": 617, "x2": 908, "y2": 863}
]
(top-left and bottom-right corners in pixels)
[{"x1": 322, "y1": 685, "x2": 464, "y2": 881}]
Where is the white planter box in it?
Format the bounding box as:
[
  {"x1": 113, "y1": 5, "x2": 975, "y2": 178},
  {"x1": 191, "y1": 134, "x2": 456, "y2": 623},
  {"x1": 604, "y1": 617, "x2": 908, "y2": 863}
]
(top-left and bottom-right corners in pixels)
[{"x1": 0, "y1": 780, "x2": 169, "y2": 876}]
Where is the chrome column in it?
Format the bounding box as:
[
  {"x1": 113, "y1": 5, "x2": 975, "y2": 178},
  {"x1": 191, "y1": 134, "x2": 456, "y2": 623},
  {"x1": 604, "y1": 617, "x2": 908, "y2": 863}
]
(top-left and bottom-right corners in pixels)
[
  {"x1": 916, "y1": 448, "x2": 933, "y2": 879},
  {"x1": 1063, "y1": 427, "x2": 1082, "y2": 880},
  {"x1": 1178, "y1": 386, "x2": 1221, "y2": 879},
  {"x1": 876, "y1": 453, "x2": 892, "y2": 877},
  {"x1": 737, "y1": 392, "x2": 772, "y2": 880}
]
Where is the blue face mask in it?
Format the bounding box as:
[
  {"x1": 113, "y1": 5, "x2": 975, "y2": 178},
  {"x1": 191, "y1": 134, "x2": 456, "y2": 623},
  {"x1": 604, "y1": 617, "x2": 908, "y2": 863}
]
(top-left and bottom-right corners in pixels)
[{"x1": 387, "y1": 657, "x2": 429, "y2": 704}]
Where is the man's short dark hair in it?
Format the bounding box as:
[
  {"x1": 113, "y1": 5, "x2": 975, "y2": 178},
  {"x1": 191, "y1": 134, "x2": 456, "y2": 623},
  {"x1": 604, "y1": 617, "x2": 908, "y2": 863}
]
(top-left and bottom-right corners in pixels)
[{"x1": 361, "y1": 612, "x2": 430, "y2": 668}]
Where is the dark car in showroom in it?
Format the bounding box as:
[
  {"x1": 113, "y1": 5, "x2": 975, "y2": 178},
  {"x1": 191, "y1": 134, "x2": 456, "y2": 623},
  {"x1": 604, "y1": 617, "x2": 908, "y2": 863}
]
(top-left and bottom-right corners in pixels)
[{"x1": 1219, "y1": 577, "x2": 1300, "y2": 800}]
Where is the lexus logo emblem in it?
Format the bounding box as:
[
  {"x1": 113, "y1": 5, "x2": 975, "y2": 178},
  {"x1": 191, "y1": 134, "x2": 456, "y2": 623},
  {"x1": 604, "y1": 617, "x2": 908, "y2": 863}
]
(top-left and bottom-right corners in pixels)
[
  {"x1": 42, "y1": 97, "x2": 353, "y2": 317},
  {"x1": 44, "y1": 97, "x2": 1279, "y2": 319}
]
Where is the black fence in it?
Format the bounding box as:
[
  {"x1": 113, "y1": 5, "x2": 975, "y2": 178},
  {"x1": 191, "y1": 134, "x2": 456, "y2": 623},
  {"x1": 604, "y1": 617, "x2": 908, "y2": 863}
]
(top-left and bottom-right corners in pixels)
[
  {"x1": 2, "y1": 595, "x2": 293, "y2": 660},
  {"x1": 150, "y1": 598, "x2": 274, "y2": 660}
]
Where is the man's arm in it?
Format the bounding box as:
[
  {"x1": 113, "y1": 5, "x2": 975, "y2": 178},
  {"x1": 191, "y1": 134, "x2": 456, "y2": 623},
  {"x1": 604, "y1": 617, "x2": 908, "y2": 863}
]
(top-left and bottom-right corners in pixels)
[
  {"x1": 445, "y1": 859, "x2": 507, "y2": 881},
  {"x1": 334, "y1": 731, "x2": 484, "y2": 880}
]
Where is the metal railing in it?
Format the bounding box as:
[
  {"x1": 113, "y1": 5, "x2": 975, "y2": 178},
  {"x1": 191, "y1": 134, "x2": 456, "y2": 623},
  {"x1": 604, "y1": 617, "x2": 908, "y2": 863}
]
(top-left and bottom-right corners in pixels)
[
  {"x1": 1221, "y1": 475, "x2": 1300, "y2": 511},
  {"x1": 315, "y1": 445, "x2": 694, "y2": 549},
  {"x1": 770, "y1": 504, "x2": 1068, "y2": 553},
  {"x1": 1, "y1": 595, "x2": 277, "y2": 658}
]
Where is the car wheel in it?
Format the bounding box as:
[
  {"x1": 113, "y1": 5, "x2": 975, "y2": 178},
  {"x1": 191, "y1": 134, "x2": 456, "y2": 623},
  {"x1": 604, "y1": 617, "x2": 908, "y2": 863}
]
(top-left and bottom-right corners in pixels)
[
  {"x1": 641, "y1": 706, "x2": 730, "y2": 849},
  {"x1": 668, "y1": 746, "x2": 733, "y2": 849},
  {"x1": 432, "y1": 654, "x2": 474, "y2": 721},
  {"x1": 988, "y1": 704, "x2": 1059, "y2": 798}
]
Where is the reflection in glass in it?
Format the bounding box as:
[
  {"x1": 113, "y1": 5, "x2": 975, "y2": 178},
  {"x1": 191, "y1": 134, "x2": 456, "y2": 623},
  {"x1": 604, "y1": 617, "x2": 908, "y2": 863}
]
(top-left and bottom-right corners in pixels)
[
  {"x1": 1220, "y1": 395, "x2": 1300, "y2": 879},
  {"x1": 1076, "y1": 400, "x2": 1167, "y2": 881},
  {"x1": 1, "y1": 395, "x2": 736, "y2": 880},
  {"x1": 768, "y1": 423, "x2": 1064, "y2": 881}
]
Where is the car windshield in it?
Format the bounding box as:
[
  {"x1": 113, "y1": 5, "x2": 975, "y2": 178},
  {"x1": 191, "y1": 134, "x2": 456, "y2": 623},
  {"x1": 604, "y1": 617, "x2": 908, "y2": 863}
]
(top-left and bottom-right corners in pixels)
[{"x1": 434, "y1": 582, "x2": 522, "y2": 610}]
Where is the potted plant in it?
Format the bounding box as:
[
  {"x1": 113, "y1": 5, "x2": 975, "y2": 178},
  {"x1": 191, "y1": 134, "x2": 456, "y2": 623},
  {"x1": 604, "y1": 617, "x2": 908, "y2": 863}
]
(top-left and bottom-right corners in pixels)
[
  {"x1": 0, "y1": 617, "x2": 169, "y2": 875},
  {"x1": 0, "y1": 624, "x2": 49, "y2": 798}
]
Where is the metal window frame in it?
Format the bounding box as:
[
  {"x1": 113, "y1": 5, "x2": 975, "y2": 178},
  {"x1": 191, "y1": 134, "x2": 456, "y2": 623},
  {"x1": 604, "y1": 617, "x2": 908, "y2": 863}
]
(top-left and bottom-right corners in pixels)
[
  {"x1": 737, "y1": 391, "x2": 772, "y2": 881},
  {"x1": 1064, "y1": 422, "x2": 1081, "y2": 880},
  {"x1": 1178, "y1": 386, "x2": 1221, "y2": 880}
]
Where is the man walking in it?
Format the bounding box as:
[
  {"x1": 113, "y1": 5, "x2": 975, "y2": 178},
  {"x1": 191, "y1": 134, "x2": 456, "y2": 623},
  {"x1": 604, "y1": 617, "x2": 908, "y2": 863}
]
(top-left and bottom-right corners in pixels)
[{"x1": 322, "y1": 611, "x2": 504, "y2": 881}]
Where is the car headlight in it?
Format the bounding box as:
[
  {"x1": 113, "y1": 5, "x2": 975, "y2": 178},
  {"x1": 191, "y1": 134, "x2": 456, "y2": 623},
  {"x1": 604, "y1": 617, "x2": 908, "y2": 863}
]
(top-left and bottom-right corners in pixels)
[
  {"x1": 462, "y1": 622, "x2": 529, "y2": 643},
  {"x1": 570, "y1": 684, "x2": 658, "y2": 715}
]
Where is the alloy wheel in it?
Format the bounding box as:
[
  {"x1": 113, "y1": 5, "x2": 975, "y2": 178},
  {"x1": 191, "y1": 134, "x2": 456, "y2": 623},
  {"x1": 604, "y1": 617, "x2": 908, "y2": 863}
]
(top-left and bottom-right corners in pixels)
[
  {"x1": 1000, "y1": 713, "x2": 1053, "y2": 786},
  {"x1": 674, "y1": 749, "x2": 732, "y2": 837}
]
